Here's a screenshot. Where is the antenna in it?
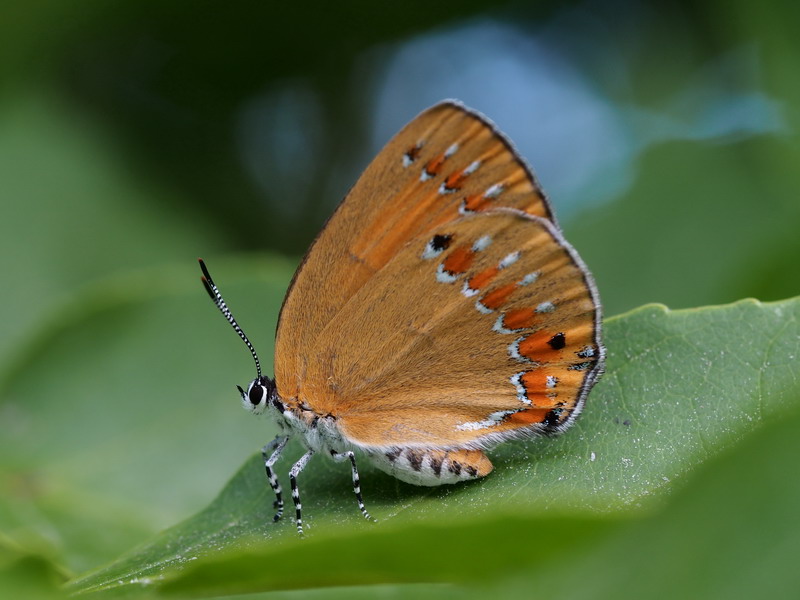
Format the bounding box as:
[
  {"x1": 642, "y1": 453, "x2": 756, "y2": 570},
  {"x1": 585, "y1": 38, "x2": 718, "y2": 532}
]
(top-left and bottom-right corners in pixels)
[{"x1": 198, "y1": 258, "x2": 262, "y2": 379}]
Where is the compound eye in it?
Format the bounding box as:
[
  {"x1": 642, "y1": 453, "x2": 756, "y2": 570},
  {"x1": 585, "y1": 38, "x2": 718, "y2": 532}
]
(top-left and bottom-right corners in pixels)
[{"x1": 248, "y1": 383, "x2": 265, "y2": 406}]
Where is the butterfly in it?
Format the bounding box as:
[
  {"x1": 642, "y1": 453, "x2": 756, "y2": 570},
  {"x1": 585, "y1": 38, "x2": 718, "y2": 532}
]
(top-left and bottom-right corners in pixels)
[{"x1": 200, "y1": 100, "x2": 604, "y2": 534}]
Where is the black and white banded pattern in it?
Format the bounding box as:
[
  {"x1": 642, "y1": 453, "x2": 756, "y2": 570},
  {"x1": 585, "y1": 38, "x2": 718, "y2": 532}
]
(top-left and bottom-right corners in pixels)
[
  {"x1": 331, "y1": 450, "x2": 375, "y2": 523},
  {"x1": 289, "y1": 450, "x2": 315, "y2": 535},
  {"x1": 261, "y1": 436, "x2": 289, "y2": 522}
]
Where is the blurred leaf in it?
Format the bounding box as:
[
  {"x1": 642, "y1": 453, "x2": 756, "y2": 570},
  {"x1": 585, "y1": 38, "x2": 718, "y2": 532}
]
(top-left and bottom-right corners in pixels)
[
  {"x1": 0, "y1": 87, "x2": 226, "y2": 372},
  {"x1": 0, "y1": 256, "x2": 296, "y2": 575},
  {"x1": 738, "y1": 1, "x2": 800, "y2": 129},
  {"x1": 63, "y1": 294, "x2": 800, "y2": 596},
  {"x1": 0, "y1": 538, "x2": 69, "y2": 600},
  {"x1": 0, "y1": 81, "x2": 280, "y2": 575},
  {"x1": 566, "y1": 135, "x2": 800, "y2": 318}
]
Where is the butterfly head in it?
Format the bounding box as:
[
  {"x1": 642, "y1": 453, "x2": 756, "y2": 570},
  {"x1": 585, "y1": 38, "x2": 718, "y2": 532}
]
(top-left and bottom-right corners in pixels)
[
  {"x1": 237, "y1": 376, "x2": 277, "y2": 415},
  {"x1": 199, "y1": 259, "x2": 280, "y2": 415}
]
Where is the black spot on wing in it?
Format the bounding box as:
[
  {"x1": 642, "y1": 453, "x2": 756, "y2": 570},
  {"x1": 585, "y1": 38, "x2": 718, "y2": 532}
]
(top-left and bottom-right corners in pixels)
[{"x1": 548, "y1": 332, "x2": 566, "y2": 350}]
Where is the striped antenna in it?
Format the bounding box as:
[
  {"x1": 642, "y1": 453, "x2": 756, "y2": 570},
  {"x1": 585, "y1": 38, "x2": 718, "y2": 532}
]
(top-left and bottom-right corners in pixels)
[{"x1": 199, "y1": 258, "x2": 262, "y2": 379}]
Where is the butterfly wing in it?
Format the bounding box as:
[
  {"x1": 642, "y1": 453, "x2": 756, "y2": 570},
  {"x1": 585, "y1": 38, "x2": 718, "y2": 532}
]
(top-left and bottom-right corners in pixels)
[
  {"x1": 275, "y1": 101, "x2": 555, "y2": 398},
  {"x1": 296, "y1": 209, "x2": 603, "y2": 449}
]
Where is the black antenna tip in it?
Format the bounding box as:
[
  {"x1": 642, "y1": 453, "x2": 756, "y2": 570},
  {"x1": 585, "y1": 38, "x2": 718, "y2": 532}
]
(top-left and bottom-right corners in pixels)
[{"x1": 198, "y1": 258, "x2": 213, "y2": 282}]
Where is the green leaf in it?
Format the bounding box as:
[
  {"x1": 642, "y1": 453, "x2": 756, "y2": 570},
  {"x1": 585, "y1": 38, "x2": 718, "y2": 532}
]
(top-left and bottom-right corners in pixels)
[
  {"x1": 0, "y1": 256, "x2": 296, "y2": 575},
  {"x1": 64, "y1": 294, "x2": 800, "y2": 596},
  {"x1": 490, "y1": 403, "x2": 800, "y2": 600}
]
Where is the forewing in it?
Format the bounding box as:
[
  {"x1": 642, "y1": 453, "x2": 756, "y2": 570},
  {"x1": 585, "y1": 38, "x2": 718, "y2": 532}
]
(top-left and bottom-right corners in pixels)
[
  {"x1": 275, "y1": 101, "x2": 554, "y2": 398},
  {"x1": 299, "y1": 210, "x2": 604, "y2": 449}
]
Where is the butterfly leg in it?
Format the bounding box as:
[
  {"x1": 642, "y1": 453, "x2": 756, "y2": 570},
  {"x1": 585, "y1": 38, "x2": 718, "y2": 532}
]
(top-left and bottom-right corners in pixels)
[
  {"x1": 331, "y1": 450, "x2": 376, "y2": 523},
  {"x1": 261, "y1": 435, "x2": 289, "y2": 522},
  {"x1": 289, "y1": 449, "x2": 315, "y2": 535}
]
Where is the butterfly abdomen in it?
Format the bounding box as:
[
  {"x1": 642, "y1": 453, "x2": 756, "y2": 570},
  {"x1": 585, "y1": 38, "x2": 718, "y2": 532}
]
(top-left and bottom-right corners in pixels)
[{"x1": 368, "y1": 447, "x2": 493, "y2": 486}]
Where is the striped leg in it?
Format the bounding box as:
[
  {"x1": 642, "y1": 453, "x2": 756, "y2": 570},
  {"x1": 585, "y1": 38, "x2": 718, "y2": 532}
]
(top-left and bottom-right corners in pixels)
[
  {"x1": 331, "y1": 450, "x2": 375, "y2": 522},
  {"x1": 289, "y1": 449, "x2": 315, "y2": 535},
  {"x1": 261, "y1": 436, "x2": 289, "y2": 522}
]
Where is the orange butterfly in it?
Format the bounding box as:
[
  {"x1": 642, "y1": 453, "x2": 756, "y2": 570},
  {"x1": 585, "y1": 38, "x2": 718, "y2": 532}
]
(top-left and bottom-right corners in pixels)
[{"x1": 200, "y1": 100, "x2": 604, "y2": 534}]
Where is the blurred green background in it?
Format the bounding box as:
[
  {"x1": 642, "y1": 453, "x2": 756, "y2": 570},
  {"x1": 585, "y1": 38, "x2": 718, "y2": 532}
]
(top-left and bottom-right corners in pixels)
[{"x1": 1, "y1": 0, "x2": 799, "y2": 597}]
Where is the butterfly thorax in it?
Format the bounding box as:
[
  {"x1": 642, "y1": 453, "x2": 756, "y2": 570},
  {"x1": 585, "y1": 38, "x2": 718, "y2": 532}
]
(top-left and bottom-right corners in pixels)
[{"x1": 270, "y1": 395, "x2": 350, "y2": 456}]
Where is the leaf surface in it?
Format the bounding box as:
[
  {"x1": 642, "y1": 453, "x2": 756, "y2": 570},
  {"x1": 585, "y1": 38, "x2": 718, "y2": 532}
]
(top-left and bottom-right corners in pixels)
[{"x1": 64, "y1": 294, "x2": 800, "y2": 596}]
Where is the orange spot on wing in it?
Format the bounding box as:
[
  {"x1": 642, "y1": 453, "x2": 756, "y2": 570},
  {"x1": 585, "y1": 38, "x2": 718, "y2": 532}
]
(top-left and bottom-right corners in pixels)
[
  {"x1": 479, "y1": 283, "x2": 517, "y2": 310},
  {"x1": 508, "y1": 408, "x2": 549, "y2": 425},
  {"x1": 445, "y1": 171, "x2": 466, "y2": 191},
  {"x1": 468, "y1": 266, "x2": 500, "y2": 290},
  {"x1": 463, "y1": 194, "x2": 490, "y2": 212},
  {"x1": 518, "y1": 331, "x2": 563, "y2": 361},
  {"x1": 520, "y1": 371, "x2": 557, "y2": 408},
  {"x1": 442, "y1": 246, "x2": 475, "y2": 274},
  {"x1": 503, "y1": 307, "x2": 539, "y2": 330},
  {"x1": 521, "y1": 370, "x2": 548, "y2": 392},
  {"x1": 424, "y1": 154, "x2": 446, "y2": 177}
]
